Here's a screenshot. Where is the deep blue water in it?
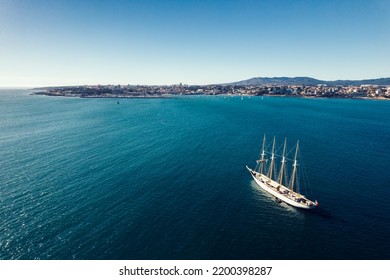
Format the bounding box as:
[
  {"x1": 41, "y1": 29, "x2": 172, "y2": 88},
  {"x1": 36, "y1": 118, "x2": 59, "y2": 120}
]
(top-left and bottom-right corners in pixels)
[{"x1": 1, "y1": 90, "x2": 390, "y2": 260}]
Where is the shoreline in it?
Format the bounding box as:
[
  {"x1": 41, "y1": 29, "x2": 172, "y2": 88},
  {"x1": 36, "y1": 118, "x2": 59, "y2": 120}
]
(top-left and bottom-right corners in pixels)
[
  {"x1": 31, "y1": 83, "x2": 390, "y2": 100},
  {"x1": 31, "y1": 91, "x2": 390, "y2": 101}
]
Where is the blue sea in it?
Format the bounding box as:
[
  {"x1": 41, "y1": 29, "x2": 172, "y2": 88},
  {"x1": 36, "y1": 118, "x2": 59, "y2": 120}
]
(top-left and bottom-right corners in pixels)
[{"x1": 1, "y1": 89, "x2": 390, "y2": 260}]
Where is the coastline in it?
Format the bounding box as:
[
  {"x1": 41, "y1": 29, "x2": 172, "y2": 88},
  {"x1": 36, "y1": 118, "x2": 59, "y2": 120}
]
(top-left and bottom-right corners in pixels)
[
  {"x1": 31, "y1": 83, "x2": 390, "y2": 100},
  {"x1": 32, "y1": 91, "x2": 390, "y2": 101}
]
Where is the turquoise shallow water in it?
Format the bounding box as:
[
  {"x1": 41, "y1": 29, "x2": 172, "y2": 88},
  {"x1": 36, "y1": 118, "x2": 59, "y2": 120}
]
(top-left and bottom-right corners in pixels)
[{"x1": 1, "y1": 90, "x2": 390, "y2": 259}]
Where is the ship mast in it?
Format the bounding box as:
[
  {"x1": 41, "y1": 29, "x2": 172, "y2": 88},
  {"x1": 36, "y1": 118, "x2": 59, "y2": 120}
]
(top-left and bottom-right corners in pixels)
[
  {"x1": 278, "y1": 138, "x2": 287, "y2": 186},
  {"x1": 259, "y1": 135, "x2": 266, "y2": 174},
  {"x1": 268, "y1": 137, "x2": 276, "y2": 180},
  {"x1": 290, "y1": 140, "x2": 299, "y2": 191}
]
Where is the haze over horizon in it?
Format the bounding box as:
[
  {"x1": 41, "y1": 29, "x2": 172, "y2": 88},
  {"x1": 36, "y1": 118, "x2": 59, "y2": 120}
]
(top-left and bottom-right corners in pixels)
[{"x1": 1, "y1": 0, "x2": 390, "y2": 87}]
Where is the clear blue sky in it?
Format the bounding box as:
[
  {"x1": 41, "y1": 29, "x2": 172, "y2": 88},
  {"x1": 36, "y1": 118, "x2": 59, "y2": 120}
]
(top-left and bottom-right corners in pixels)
[{"x1": 1, "y1": 0, "x2": 389, "y2": 86}]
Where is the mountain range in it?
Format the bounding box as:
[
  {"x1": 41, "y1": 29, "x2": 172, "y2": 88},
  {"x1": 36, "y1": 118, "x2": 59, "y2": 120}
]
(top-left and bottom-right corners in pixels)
[{"x1": 228, "y1": 77, "x2": 390, "y2": 86}]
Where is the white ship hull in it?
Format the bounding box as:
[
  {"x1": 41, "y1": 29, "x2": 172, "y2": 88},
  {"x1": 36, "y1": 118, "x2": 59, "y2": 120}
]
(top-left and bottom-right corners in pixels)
[{"x1": 246, "y1": 166, "x2": 317, "y2": 209}]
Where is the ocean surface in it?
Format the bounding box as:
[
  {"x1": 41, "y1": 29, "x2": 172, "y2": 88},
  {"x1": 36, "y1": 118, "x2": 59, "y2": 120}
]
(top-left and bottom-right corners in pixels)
[{"x1": 1, "y1": 89, "x2": 390, "y2": 260}]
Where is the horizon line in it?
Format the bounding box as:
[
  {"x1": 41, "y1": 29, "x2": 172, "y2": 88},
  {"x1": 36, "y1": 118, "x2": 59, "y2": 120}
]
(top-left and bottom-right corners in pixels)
[{"x1": 2, "y1": 76, "x2": 390, "y2": 88}]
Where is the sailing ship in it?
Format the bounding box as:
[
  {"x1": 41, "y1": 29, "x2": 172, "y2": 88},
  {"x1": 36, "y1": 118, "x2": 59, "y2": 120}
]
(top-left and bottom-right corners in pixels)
[{"x1": 246, "y1": 135, "x2": 318, "y2": 209}]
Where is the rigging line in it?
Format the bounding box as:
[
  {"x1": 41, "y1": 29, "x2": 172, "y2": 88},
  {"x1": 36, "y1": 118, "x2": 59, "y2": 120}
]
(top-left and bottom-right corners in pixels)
[
  {"x1": 283, "y1": 167, "x2": 289, "y2": 187},
  {"x1": 275, "y1": 142, "x2": 285, "y2": 155},
  {"x1": 264, "y1": 141, "x2": 272, "y2": 151},
  {"x1": 254, "y1": 161, "x2": 260, "y2": 173},
  {"x1": 303, "y1": 162, "x2": 313, "y2": 196},
  {"x1": 298, "y1": 149, "x2": 313, "y2": 196},
  {"x1": 296, "y1": 171, "x2": 301, "y2": 194},
  {"x1": 300, "y1": 169, "x2": 307, "y2": 196},
  {"x1": 271, "y1": 146, "x2": 296, "y2": 160},
  {"x1": 286, "y1": 145, "x2": 296, "y2": 158}
]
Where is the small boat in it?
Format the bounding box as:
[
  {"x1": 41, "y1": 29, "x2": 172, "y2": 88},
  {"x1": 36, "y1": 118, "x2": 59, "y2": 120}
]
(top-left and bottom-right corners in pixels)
[{"x1": 246, "y1": 135, "x2": 318, "y2": 209}]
